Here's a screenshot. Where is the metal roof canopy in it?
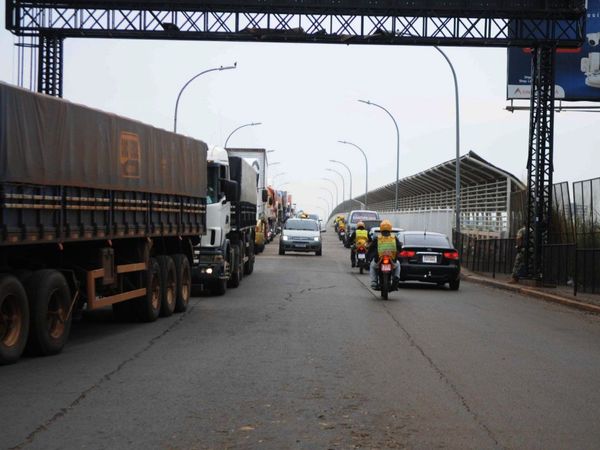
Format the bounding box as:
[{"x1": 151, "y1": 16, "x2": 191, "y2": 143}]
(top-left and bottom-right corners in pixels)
[{"x1": 357, "y1": 151, "x2": 525, "y2": 205}]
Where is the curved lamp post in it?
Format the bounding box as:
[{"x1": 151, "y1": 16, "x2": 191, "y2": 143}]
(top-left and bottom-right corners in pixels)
[
  {"x1": 173, "y1": 63, "x2": 237, "y2": 132},
  {"x1": 319, "y1": 187, "x2": 334, "y2": 210},
  {"x1": 330, "y1": 159, "x2": 353, "y2": 201},
  {"x1": 321, "y1": 178, "x2": 339, "y2": 207},
  {"x1": 359, "y1": 99, "x2": 400, "y2": 210},
  {"x1": 338, "y1": 140, "x2": 368, "y2": 208},
  {"x1": 224, "y1": 122, "x2": 262, "y2": 148},
  {"x1": 326, "y1": 168, "x2": 346, "y2": 202},
  {"x1": 433, "y1": 46, "x2": 461, "y2": 234}
]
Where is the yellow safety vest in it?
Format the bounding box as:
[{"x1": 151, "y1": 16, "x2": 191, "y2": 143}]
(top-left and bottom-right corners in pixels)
[
  {"x1": 377, "y1": 235, "x2": 397, "y2": 259},
  {"x1": 355, "y1": 229, "x2": 368, "y2": 246}
]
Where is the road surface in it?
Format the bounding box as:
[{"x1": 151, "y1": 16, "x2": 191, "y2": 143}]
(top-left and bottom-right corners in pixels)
[{"x1": 2, "y1": 230, "x2": 600, "y2": 449}]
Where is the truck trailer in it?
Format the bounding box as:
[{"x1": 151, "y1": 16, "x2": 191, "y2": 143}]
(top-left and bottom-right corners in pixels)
[
  {"x1": 192, "y1": 148, "x2": 257, "y2": 296},
  {"x1": 0, "y1": 83, "x2": 207, "y2": 364}
]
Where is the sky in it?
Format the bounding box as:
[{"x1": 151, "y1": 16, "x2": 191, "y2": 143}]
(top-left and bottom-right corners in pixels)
[{"x1": 1, "y1": 5, "x2": 597, "y2": 217}]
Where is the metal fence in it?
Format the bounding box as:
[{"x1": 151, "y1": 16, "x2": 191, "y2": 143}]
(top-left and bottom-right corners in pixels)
[{"x1": 454, "y1": 232, "x2": 599, "y2": 295}]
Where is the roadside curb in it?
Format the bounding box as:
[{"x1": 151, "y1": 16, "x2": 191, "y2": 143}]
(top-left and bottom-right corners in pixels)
[{"x1": 462, "y1": 273, "x2": 600, "y2": 314}]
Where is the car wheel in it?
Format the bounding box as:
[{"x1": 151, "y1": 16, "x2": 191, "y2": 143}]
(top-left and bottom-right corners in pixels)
[
  {"x1": 449, "y1": 279, "x2": 460, "y2": 291},
  {"x1": 279, "y1": 246, "x2": 285, "y2": 256},
  {"x1": 316, "y1": 249, "x2": 322, "y2": 256}
]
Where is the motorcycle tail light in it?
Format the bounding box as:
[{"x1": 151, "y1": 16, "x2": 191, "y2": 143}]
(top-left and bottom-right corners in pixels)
[
  {"x1": 382, "y1": 256, "x2": 390, "y2": 264},
  {"x1": 399, "y1": 250, "x2": 416, "y2": 258},
  {"x1": 443, "y1": 251, "x2": 460, "y2": 260}
]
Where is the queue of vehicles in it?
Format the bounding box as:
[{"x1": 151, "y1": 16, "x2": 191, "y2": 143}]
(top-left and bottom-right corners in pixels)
[
  {"x1": 0, "y1": 83, "x2": 280, "y2": 365},
  {"x1": 333, "y1": 211, "x2": 462, "y2": 298}
]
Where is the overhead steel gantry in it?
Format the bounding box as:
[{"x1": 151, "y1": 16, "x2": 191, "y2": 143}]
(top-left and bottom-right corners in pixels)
[{"x1": 4, "y1": 0, "x2": 587, "y2": 281}]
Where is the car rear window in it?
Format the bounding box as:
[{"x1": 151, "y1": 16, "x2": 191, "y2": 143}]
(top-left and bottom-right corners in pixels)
[
  {"x1": 403, "y1": 234, "x2": 451, "y2": 248},
  {"x1": 285, "y1": 220, "x2": 318, "y2": 231},
  {"x1": 350, "y1": 212, "x2": 378, "y2": 222}
]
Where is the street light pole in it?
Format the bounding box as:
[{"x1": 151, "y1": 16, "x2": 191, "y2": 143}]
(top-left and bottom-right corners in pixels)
[
  {"x1": 338, "y1": 140, "x2": 368, "y2": 208},
  {"x1": 326, "y1": 168, "x2": 346, "y2": 202},
  {"x1": 321, "y1": 178, "x2": 339, "y2": 207},
  {"x1": 330, "y1": 159, "x2": 353, "y2": 202},
  {"x1": 319, "y1": 187, "x2": 334, "y2": 211},
  {"x1": 433, "y1": 46, "x2": 461, "y2": 235},
  {"x1": 318, "y1": 197, "x2": 330, "y2": 218},
  {"x1": 173, "y1": 63, "x2": 237, "y2": 133},
  {"x1": 359, "y1": 99, "x2": 400, "y2": 210},
  {"x1": 224, "y1": 122, "x2": 262, "y2": 148}
]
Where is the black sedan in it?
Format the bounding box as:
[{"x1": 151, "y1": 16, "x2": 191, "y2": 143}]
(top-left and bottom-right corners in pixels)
[{"x1": 397, "y1": 231, "x2": 461, "y2": 290}]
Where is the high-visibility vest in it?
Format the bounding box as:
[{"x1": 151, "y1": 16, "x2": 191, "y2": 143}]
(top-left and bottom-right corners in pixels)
[
  {"x1": 355, "y1": 229, "x2": 368, "y2": 246},
  {"x1": 377, "y1": 235, "x2": 397, "y2": 259}
]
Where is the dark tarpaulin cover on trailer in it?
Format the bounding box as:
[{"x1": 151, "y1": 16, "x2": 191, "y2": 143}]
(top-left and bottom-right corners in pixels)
[{"x1": 0, "y1": 82, "x2": 207, "y2": 198}]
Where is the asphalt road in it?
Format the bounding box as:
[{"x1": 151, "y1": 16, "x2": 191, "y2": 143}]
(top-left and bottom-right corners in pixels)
[{"x1": 2, "y1": 230, "x2": 600, "y2": 449}]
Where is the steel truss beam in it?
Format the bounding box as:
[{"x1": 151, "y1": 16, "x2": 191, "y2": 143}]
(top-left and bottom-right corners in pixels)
[
  {"x1": 37, "y1": 33, "x2": 63, "y2": 97},
  {"x1": 526, "y1": 46, "x2": 555, "y2": 280},
  {"x1": 7, "y1": 3, "x2": 584, "y2": 47}
]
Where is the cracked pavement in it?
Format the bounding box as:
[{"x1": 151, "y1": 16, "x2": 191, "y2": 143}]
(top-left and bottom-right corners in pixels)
[{"x1": 2, "y1": 231, "x2": 600, "y2": 449}]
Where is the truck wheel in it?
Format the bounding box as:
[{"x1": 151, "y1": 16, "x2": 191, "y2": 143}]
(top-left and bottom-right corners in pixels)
[
  {"x1": 172, "y1": 254, "x2": 191, "y2": 313},
  {"x1": 244, "y1": 241, "x2": 255, "y2": 275},
  {"x1": 136, "y1": 258, "x2": 161, "y2": 322},
  {"x1": 25, "y1": 270, "x2": 72, "y2": 356},
  {"x1": 0, "y1": 275, "x2": 29, "y2": 365},
  {"x1": 157, "y1": 256, "x2": 176, "y2": 317},
  {"x1": 228, "y1": 247, "x2": 241, "y2": 288}
]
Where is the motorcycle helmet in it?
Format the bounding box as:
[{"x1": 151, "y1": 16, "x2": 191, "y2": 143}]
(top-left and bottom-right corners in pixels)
[
  {"x1": 357, "y1": 221, "x2": 365, "y2": 229},
  {"x1": 380, "y1": 220, "x2": 392, "y2": 232}
]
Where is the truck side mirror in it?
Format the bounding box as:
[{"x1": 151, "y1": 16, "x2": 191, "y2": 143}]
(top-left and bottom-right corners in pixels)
[
  {"x1": 220, "y1": 179, "x2": 239, "y2": 202},
  {"x1": 261, "y1": 189, "x2": 269, "y2": 202}
]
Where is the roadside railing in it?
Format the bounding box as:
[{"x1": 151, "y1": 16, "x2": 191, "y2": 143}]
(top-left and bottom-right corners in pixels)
[{"x1": 454, "y1": 232, "x2": 600, "y2": 296}]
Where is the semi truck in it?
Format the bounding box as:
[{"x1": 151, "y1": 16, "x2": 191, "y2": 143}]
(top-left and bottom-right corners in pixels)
[
  {"x1": 192, "y1": 147, "x2": 257, "y2": 296},
  {"x1": 0, "y1": 82, "x2": 207, "y2": 364}
]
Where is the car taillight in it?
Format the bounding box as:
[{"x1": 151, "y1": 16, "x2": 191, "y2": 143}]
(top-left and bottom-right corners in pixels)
[
  {"x1": 443, "y1": 251, "x2": 459, "y2": 260},
  {"x1": 399, "y1": 250, "x2": 416, "y2": 258}
]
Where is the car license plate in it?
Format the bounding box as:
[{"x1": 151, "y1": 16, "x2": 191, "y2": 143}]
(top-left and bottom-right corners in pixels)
[
  {"x1": 381, "y1": 264, "x2": 392, "y2": 272},
  {"x1": 295, "y1": 243, "x2": 307, "y2": 248},
  {"x1": 422, "y1": 255, "x2": 437, "y2": 263},
  {"x1": 358, "y1": 253, "x2": 366, "y2": 260}
]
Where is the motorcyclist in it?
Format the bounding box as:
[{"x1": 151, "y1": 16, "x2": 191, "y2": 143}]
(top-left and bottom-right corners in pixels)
[
  {"x1": 367, "y1": 220, "x2": 402, "y2": 290},
  {"x1": 348, "y1": 221, "x2": 370, "y2": 267}
]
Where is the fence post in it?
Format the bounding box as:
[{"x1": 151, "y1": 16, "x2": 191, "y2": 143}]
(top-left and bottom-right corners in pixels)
[{"x1": 493, "y1": 239, "x2": 497, "y2": 278}]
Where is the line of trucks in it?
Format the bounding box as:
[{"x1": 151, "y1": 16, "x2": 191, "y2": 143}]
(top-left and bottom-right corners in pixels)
[{"x1": 0, "y1": 82, "x2": 260, "y2": 364}]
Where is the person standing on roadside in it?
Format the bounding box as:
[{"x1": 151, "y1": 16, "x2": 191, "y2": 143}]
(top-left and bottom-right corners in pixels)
[{"x1": 509, "y1": 224, "x2": 527, "y2": 284}]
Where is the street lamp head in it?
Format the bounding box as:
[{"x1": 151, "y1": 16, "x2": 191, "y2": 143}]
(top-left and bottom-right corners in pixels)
[
  {"x1": 338, "y1": 140, "x2": 349, "y2": 144},
  {"x1": 358, "y1": 99, "x2": 371, "y2": 105},
  {"x1": 251, "y1": 122, "x2": 262, "y2": 126}
]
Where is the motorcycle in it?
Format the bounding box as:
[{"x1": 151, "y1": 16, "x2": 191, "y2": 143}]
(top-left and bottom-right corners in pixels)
[
  {"x1": 338, "y1": 229, "x2": 346, "y2": 242},
  {"x1": 377, "y1": 255, "x2": 395, "y2": 300},
  {"x1": 356, "y1": 245, "x2": 368, "y2": 274}
]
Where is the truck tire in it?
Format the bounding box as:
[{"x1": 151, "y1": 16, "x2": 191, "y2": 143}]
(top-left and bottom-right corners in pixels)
[
  {"x1": 136, "y1": 258, "x2": 161, "y2": 322},
  {"x1": 25, "y1": 270, "x2": 72, "y2": 356},
  {"x1": 228, "y1": 246, "x2": 241, "y2": 288},
  {"x1": 172, "y1": 254, "x2": 191, "y2": 313},
  {"x1": 0, "y1": 275, "x2": 29, "y2": 365},
  {"x1": 244, "y1": 240, "x2": 255, "y2": 275},
  {"x1": 157, "y1": 255, "x2": 176, "y2": 317}
]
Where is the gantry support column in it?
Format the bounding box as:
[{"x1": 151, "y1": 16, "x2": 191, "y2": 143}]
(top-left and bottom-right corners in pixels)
[
  {"x1": 526, "y1": 46, "x2": 556, "y2": 281},
  {"x1": 37, "y1": 34, "x2": 64, "y2": 97}
]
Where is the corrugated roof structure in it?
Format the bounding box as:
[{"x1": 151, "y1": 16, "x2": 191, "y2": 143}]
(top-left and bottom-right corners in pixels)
[{"x1": 331, "y1": 151, "x2": 525, "y2": 234}]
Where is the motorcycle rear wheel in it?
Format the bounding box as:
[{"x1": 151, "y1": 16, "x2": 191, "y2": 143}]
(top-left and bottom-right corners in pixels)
[{"x1": 380, "y1": 272, "x2": 389, "y2": 300}]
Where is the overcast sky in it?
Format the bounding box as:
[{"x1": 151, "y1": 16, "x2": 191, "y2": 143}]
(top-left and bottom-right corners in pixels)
[{"x1": 1, "y1": 6, "x2": 597, "y2": 217}]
